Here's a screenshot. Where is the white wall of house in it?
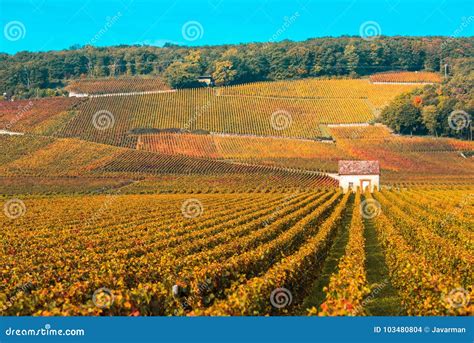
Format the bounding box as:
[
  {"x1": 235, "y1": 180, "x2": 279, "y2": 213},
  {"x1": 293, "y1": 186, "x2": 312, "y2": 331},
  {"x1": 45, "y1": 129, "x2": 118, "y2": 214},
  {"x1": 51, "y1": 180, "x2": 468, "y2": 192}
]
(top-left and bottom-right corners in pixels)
[
  {"x1": 68, "y1": 91, "x2": 89, "y2": 98},
  {"x1": 338, "y1": 174, "x2": 379, "y2": 193}
]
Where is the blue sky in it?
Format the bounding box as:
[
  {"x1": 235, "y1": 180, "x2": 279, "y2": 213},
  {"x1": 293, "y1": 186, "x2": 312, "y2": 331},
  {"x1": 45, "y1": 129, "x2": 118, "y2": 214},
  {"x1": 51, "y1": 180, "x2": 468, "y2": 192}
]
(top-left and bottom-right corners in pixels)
[{"x1": 1, "y1": 0, "x2": 473, "y2": 54}]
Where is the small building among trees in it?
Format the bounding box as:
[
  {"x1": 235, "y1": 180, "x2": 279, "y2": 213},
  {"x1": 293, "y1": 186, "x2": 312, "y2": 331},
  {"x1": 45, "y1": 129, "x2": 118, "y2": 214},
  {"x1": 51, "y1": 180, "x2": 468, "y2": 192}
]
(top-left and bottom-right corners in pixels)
[
  {"x1": 197, "y1": 75, "x2": 214, "y2": 86},
  {"x1": 337, "y1": 160, "x2": 380, "y2": 193}
]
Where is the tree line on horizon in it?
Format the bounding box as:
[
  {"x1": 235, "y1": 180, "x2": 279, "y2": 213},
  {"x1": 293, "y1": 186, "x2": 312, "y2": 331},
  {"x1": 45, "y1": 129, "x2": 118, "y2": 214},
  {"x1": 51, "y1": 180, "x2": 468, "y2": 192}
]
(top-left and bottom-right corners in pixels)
[
  {"x1": 1, "y1": 36, "x2": 473, "y2": 97},
  {"x1": 380, "y1": 58, "x2": 473, "y2": 140}
]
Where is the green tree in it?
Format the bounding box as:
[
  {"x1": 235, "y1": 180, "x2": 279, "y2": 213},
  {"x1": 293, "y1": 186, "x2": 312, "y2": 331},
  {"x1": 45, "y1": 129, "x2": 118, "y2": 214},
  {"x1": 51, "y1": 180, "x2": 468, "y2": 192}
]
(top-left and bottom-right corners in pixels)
[
  {"x1": 422, "y1": 105, "x2": 440, "y2": 136},
  {"x1": 344, "y1": 44, "x2": 359, "y2": 75},
  {"x1": 212, "y1": 60, "x2": 237, "y2": 86},
  {"x1": 163, "y1": 61, "x2": 199, "y2": 88},
  {"x1": 380, "y1": 94, "x2": 424, "y2": 135}
]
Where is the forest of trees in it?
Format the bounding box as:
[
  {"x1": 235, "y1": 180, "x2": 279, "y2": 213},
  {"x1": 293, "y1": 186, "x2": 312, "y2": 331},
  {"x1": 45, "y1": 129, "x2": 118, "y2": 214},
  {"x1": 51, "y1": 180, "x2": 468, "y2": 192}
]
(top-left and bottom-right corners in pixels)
[
  {"x1": 380, "y1": 58, "x2": 473, "y2": 140},
  {"x1": 1, "y1": 36, "x2": 473, "y2": 97}
]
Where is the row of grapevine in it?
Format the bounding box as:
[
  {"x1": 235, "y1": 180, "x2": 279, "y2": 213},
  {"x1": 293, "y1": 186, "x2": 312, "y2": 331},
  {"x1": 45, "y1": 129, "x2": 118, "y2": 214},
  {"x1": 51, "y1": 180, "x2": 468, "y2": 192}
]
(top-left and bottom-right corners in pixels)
[
  {"x1": 328, "y1": 125, "x2": 392, "y2": 140},
  {"x1": 382, "y1": 189, "x2": 473, "y2": 250},
  {"x1": 54, "y1": 87, "x2": 374, "y2": 145},
  {"x1": 369, "y1": 71, "x2": 442, "y2": 83},
  {"x1": 137, "y1": 133, "x2": 347, "y2": 172},
  {"x1": 311, "y1": 192, "x2": 370, "y2": 316},
  {"x1": 1, "y1": 188, "x2": 472, "y2": 315},
  {"x1": 218, "y1": 78, "x2": 419, "y2": 110},
  {"x1": 367, "y1": 192, "x2": 472, "y2": 315},
  {"x1": 192, "y1": 192, "x2": 351, "y2": 315},
  {"x1": 374, "y1": 191, "x2": 473, "y2": 284},
  {"x1": 0, "y1": 97, "x2": 81, "y2": 133},
  {"x1": 65, "y1": 77, "x2": 170, "y2": 95},
  {"x1": 0, "y1": 135, "x2": 337, "y2": 188}
]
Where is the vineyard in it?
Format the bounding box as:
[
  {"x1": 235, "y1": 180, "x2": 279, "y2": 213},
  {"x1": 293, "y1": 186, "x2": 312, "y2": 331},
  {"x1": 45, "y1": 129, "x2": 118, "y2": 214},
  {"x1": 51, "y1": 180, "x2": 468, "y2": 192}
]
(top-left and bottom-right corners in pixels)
[
  {"x1": 1, "y1": 78, "x2": 421, "y2": 145},
  {"x1": 369, "y1": 71, "x2": 443, "y2": 83},
  {"x1": 65, "y1": 77, "x2": 171, "y2": 95},
  {"x1": 1, "y1": 189, "x2": 472, "y2": 316},
  {"x1": 0, "y1": 134, "x2": 336, "y2": 192},
  {"x1": 1, "y1": 125, "x2": 472, "y2": 187},
  {"x1": 0, "y1": 74, "x2": 473, "y2": 318},
  {"x1": 55, "y1": 89, "x2": 374, "y2": 144},
  {"x1": 218, "y1": 78, "x2": 419, "y2": 110},
  {"x1": 0, "y1": 97, "x2": 82, "y2": 134}
]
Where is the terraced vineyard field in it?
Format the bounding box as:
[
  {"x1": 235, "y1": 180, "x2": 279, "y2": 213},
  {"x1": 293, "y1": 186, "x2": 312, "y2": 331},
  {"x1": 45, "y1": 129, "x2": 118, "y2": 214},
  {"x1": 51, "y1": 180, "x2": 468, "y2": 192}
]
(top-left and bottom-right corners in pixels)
[
  {"x1": 0, "y1": 97, "x2": 82, "y2": 134},
  {"x1": 219, "y1": 79, "x2": 419, "y2": 110},
  {"x1": 1, "y1": 189, "x2": 472, "y2": 316},
  {"x1": 66, "y1": 77, "x2": 171, "y2": 95},
  {"x1": 0, "y1": 75, "x2": 472, "y2": 319},
  {"x1": 1, "y1": 78, "x2": 422, "y2": 146},
  {"x1": 56, "y1": 89, "x2": 374, "y2": 145},
  {"x1": 0, "y1": 134, "x2": 336, "y2": 192},
  {"x1": 369, "y1": 71, "x2": 442, "y2": 83},
  {"x1": 137, "y1": 133, "x2": 347, "y2": 171}
]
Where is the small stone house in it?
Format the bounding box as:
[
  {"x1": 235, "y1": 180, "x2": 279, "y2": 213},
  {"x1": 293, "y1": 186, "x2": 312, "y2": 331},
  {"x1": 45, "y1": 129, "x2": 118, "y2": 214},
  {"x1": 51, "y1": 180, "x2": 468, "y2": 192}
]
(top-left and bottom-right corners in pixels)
[
  {"x1": 337, "y1": 160, "x2": 380, "y2": 193},
  {"x1": 197, "y1": 75, "x2": 214, "y2": 86}
]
